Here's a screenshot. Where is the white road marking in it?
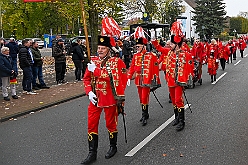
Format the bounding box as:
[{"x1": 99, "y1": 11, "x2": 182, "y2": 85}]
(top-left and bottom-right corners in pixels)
[
  {"x1": 211, "y1": 72, "x2": 227, "y2": 85},
  {"x1": 234, "y1": 60, "x2": 241, "y2": 66},
  {"x1": 244, "y1": 54, "x2": 248, "y2": 58},
  {"x1": 125, "y1": 104, "x2": 191, "y2": 157}
]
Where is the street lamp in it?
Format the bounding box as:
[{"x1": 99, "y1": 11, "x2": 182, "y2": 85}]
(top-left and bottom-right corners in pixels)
[
  {"x1": 0, "y1": 2, "x2": 3, "y2": 38},
  {"x1": 189, "y1": 11, "x2": 192, "y2": 40},
  {"x1": 233, "y1": 29, "x2": 236, "y2": 37},
  {"x1": 202, "y1": 26, "x2": 205, "y2": 40},
  {"x1": 77, "y1": 16, "x2": 80, "y2": 36}
]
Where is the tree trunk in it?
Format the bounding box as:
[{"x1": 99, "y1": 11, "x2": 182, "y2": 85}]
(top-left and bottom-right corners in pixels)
[{"x1": 88, "y1": 0, "x2": 98, "y2": 55}]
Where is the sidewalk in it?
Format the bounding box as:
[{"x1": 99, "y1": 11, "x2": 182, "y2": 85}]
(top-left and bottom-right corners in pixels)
[{"x1": 0, "y1": 81, "x2": 86, "y2": 122}]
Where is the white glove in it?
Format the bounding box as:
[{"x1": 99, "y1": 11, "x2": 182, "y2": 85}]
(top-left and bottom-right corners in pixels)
[
  {"x1": 192, "y1": 56, "x2": 195, "y2": 59},
  {"x1": 150, "y1": 29, "x2": 156, "y2": 40},
  {"x1": 87, "y1": 61, "x2": 96, "y2": 72},
  {"x1": 127, "y1": 79, "x2": 131, "y2": 86},
  {"x1": 88, "y1": 91, "x2": 97, "y2": 105},
  {"x1": 216, "y1": 59, "x2": 219, "y2": 62},
  {"x1": 111, "y1": 47, "x2": 119, "y2": 53}
]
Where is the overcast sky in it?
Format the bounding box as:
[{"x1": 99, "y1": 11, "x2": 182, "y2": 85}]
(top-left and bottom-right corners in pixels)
[{"x1": 224, "y1": 0, "x2": 248, "y2": 17}]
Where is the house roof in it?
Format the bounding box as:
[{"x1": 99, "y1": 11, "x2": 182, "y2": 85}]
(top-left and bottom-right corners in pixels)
[{"x1": 184, "y1": 0, "x2": 196, "y2": 8}]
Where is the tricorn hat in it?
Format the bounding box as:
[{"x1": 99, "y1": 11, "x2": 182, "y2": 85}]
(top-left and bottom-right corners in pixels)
[
  {"x1": 171, "y1": 34, "x2": 183, "y2": 46},
  {"x1": 135, "y1": 37, "x2": 148, "y2": 45},
  {"x1": 98, "y1": 36, "x2": 116, "y2": 48}
]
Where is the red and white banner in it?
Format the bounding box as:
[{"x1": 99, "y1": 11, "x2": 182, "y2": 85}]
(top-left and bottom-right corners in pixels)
[
  {"x1": 101, "y1": 17, "x2": 121, "y2": 38},
  {"x1": 133, "y1": 26, "x2": 145, "y2": 39}
]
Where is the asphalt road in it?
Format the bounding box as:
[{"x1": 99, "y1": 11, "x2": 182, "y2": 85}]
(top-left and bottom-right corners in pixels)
[{"x1": 0, "y1": 49, "x2": 248, "y2": 165}]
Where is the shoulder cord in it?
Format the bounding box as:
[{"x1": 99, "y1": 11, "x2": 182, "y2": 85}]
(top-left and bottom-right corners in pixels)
[
  {"x1": 105, "y1": 60, "x2": 118, "y2": 100},
  {"x1": 140, "y1": 52, "x2": 145, "y2": 85}
]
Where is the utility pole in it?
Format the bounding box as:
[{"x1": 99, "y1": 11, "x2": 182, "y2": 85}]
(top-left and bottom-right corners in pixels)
[
  {"x1": 0, "y1": 2, "x2": 3, "y2": 38},
  {"x1": 189, "y1": 11, "x2": 191, "y2": 40}
]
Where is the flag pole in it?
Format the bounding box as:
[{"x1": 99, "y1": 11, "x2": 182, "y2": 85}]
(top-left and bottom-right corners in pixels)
[{"x1": 79, "y1": 0, "x2": 91, "y2": 60}]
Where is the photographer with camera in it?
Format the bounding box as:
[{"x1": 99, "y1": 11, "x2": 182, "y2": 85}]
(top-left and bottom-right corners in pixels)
[{"x1": 0, "y1": 47, "x2": 18, "y2": 101}]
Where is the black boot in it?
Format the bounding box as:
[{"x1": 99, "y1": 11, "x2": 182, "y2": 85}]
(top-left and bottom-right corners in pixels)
[
  {"x1": 176, "y1": 108, "x2": 185, "y2": 131},
  {"x1": 172, "y1": 105, "x2": 179, "y2": 126},
  {"x1": 81, "y1": 134, "x2": 98, "y2": 164},
  {"x1": 140, "y1": 104, "x2": 149, "y2": 126},
  {"x1": 211, "y1": 75, "x2": 213, "y2": 83},
  {"x1": 105, "y1": 132, "x2": 118, "y2": 159},
  {"x1": 169, "y1": 94, "x2": 172, "y2": 103},
  {"x1": 214, "y1": 75, "x2": 216, "y2": 81}
]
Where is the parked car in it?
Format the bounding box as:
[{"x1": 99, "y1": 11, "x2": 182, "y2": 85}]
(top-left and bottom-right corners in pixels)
[{"x1": 32, "y1": 38, "x2": 44, "y2": 49}]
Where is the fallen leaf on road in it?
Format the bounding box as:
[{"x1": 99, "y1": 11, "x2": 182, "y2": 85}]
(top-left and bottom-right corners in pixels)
[
  {"x1": 180, "y1": 153, "x2": 184, "y2": 157},
  {"x1": 163, "y1": 154, "x2": 167, "y2": 157}
]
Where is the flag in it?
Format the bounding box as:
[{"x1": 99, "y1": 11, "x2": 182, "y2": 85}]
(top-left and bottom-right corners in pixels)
[
  {"x1": 134, "y1": 26, "x2": 145, "y2": 39},
  {"x1": 101, "y1": 17, "x2": 121, "y2": 38}
]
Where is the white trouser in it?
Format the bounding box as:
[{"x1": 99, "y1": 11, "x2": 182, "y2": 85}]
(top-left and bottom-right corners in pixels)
[{"x1": 1, "y1": 77, "x2": 16, "y2": 97}]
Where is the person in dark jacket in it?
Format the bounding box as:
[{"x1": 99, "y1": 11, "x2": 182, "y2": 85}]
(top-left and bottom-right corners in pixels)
[
  {"x1": 122, "y1": 37, "x2": 133, "y2": 69},
  {"x1": 5, "y1": 37, "x2": 19, "y2": 74},
  {"x1": 52, "y1": 35, "x2": 61, "y2": 57},
  {"x1": 0, "y1": 38, "x2": 4, "y2": 48},
  {"x1": 80, "y1": 40, "x2": 90, "y2": 75},
  {"x1": 0, "y1": 38, "x2": 5, "y2": 87},
  {"x1": 72, "y1": 39, "x2": 85, "y2": 81},
  {"x1": 0, "y1": 47, "x2": 18, "y2": 101},
  {"x1": 52, "y1": 38, "x2": 67, "y2": 84},
  {"x1": 18, "y1": 39, "x2": 37, "y2": 94},
  {"x1": 30, "y1": 41, "x2": 50, "y2": 90}
]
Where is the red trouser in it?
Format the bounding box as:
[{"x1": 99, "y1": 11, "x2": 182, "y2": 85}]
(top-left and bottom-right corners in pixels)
[
  {"x1": 168, "y1": 86, "x2": 184, "y2": 108},
  {"x1": 137, "y1": 86, "x2": 150, "y2": 105},
  {"x1": 88, "y1": 102, "x2": 118, "y2": 134}
]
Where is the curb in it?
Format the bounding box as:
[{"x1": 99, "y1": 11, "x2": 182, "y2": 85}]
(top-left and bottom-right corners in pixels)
[{"x1": 0, "y1": 93, "x2": 86, "y2": 123}]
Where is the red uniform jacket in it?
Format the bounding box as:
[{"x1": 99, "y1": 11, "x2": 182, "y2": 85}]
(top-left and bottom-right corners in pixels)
[
  {"x1": 232, "y1": 39, "x2": 238, "y2": 51},
  {"x1": 127, "y1": 50, "x2": 161, "y2": 88},
  {"x1": 207, "y1": 44, "x2": 219, "y2": 72},
  {"x1": 191, "y1": 42, "x2": 205, "y2": 63},
  {"x1": 226, "y1": 43, "x2": 235, "y2": 54},
  {"x1": 165, "y1": 50, "x2": 193, "y2": 87},
  {"x1": 219, "y1": 45, "x2": 230, "y2": 61},
  {"x1": 202, "y1": 42, "x2": 209, "y2": 64},
  {"x1": 238, "y1": 39, "x2": 247, "y2": 50},
  {"x1": 181, "y1": 42, "x2": 191, "y2": 53},
  {"x1": 83, "y1": 56, "x2": 127, "y2": 107},
  {"x1": 151, "y1": 40, "x2": 170, "y2": 71}
]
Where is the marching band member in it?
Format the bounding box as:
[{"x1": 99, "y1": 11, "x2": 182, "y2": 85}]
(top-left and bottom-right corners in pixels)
[
  {"x1": 226, "y1": 39, "x2": 235, "y2": 64},
  {"x1": 150, "y1": 35, "x2": 172, "y2": 103},
  {"x1": 82, "y1": 35, "x2": 127, "y2": 164},
  {"x1": 207, "y1": 39, "x2": 219, "y2": 83},
  {"x1": 156, "y1": 21, "x2": 193, "y2": 131},
  {"x1": 127, "y1": 35, "x2": 161, "y2": 126},
  {"x1": 219, "y1": 43, "x2": 230, "y2": 70},
  {"x1": 191, "y1": 38, "x2": 205, "y2": 84},
  {"x1": 238, "y1": 36, "x2": 247, "y2": 58}
]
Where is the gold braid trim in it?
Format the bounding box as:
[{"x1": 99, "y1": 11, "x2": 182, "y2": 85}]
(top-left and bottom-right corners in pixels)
[
  {"x1": 177, "y1": 107, "x2": 184, "y2": 112},
  {"x1": 88, "y1": 132, "x2": 98, "y2": 141},
  {"x1": 108, "y1": 131, "x2": 118, "y2": 139}
]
